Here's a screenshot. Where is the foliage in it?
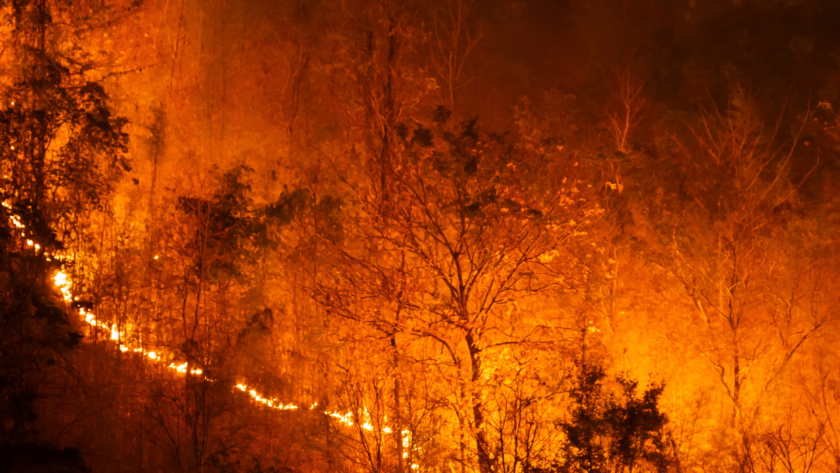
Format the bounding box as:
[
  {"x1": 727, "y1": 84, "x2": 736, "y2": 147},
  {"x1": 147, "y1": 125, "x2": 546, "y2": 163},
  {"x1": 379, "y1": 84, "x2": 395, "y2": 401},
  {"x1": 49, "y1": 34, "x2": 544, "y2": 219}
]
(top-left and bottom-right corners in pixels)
[
  {"x1": 0, "y1": 1, "x2": 130, "y2": 233},
  {"x1": 2, "y1": 0, "x2": 840, "y2": 472},
  {"x1": 0, "y1": 0, "x2": 126, "y2": 463},
  {"x1": 557, "y1": 364, "x2": 671, "y2": 473}
]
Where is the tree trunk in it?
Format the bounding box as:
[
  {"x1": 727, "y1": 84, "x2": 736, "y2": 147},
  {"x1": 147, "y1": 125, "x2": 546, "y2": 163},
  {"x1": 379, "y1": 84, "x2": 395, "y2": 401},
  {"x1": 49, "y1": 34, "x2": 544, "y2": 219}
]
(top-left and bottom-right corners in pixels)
[
  {"x1": 466, "y1": 330, "x2": 492, "y2": 473},
  {"x1": 391, "y1": 332, "x2": 403, "y2": 472}
]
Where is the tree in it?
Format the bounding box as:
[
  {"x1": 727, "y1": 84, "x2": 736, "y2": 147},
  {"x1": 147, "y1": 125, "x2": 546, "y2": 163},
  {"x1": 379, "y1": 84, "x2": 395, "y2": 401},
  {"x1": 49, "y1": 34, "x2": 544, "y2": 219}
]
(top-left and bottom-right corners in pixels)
[
  {"x1": 0, "y1": 0, "x2": 130, "y2": 235},
  {"x1": 432, "y1": 0, "x2": 482, "y2": 117},
  {"x1": 0, "y1": 0, "x2": 131, "y2": 467},
  {"x1": 625, "y1": 88, "x2": 839, "y2": 470},
  {"x1": 557, "y1": 363, "x2": 670, "y2": 473},
  {"x1": 320, "y1": 107, "x2": 604, "y2": 472}
]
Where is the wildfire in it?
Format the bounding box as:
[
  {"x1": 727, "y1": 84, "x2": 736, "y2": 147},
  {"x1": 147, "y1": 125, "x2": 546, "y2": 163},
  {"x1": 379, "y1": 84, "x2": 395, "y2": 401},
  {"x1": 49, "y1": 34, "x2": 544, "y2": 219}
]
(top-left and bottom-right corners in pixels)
[
  {"x1": 326, "y1": 410, "x2": 355, "y2": 427},
  {"x1": 8, "y1": 209, "x2": 209, "y2": 381},
  {"x1": 5, "y1": 204, "x2": 421, "y2": 470},
  {"x1": 235, "y1": 383, "x2": 299, "y2": 410},
  {"x1": 54, "y1": 271, "x2": 73, "y2": 302}
]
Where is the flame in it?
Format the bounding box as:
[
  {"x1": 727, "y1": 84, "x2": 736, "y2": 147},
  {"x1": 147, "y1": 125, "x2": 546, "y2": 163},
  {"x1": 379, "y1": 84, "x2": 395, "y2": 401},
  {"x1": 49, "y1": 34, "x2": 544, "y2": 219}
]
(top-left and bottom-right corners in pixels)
[
  {"x1": 326, "y1": 410, "x2": 354, "y2": 426},
  {"x1": 234, "y1": 383, "x2": 299, "y2": 410},
  {"x1": 54, "y1": 271, "x2": 73, "y2": 302}
]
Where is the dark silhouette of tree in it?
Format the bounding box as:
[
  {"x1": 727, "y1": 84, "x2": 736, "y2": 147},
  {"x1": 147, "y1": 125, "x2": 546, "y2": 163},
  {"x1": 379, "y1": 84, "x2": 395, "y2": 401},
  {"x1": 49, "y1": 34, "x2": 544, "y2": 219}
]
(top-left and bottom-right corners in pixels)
[{"x1": 557, "y1": 364, "x2": 671, "y2": 473}]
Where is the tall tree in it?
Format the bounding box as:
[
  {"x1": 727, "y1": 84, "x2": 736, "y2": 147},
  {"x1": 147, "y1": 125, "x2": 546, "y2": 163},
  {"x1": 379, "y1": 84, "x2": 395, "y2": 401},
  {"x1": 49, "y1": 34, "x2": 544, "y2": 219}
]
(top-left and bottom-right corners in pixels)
[
  {"x1": 0, "y1": 0, "x2": 130, "y2": 467},
  {"x1": 322, "y1": 109, "x2": 604, "y2": 472},
  {"x1": 630, "y1": 88, "x2": 839, "y2": 461}
]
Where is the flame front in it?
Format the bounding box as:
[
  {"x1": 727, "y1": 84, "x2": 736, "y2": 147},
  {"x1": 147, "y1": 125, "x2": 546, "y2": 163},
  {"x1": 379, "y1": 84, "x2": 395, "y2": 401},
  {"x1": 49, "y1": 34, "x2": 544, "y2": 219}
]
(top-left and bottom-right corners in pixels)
[{"x1": 5, "y1": 206, "x2": 421, "y2": 470}]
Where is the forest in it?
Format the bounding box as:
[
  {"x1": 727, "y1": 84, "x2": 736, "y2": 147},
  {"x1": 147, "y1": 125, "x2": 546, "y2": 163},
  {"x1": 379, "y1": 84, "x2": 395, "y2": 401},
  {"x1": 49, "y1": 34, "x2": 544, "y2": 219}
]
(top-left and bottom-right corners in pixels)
[{"x1": 2, "y1": 0, "x2": 840, "y2": 472}]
